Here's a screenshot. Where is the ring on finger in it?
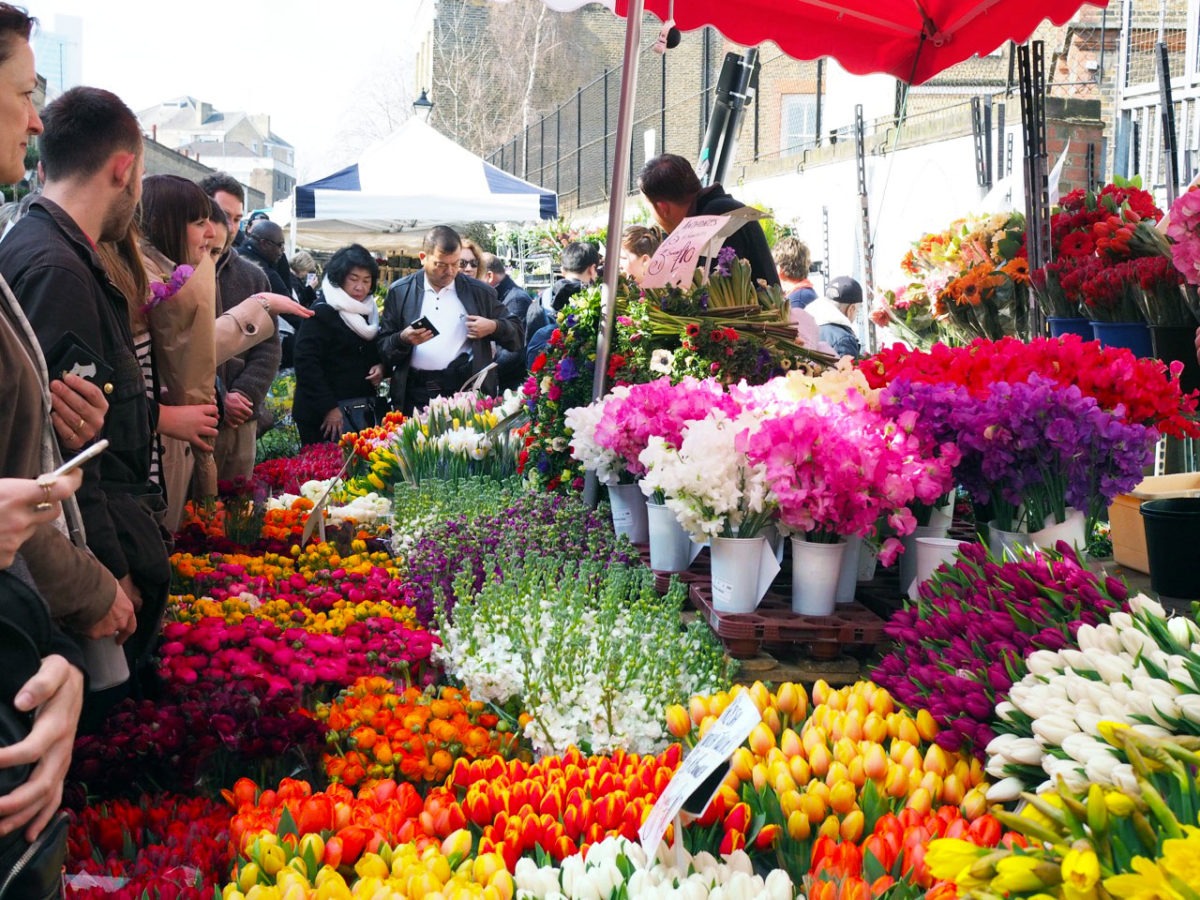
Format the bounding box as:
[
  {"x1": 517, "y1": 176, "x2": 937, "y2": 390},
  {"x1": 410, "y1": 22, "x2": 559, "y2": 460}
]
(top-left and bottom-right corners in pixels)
[
  {"x1": 34, "y1": 501, "x2": 52, "y2": 512},
  {"x1": 75, "y1": 417, "x2": 85, "y2": 432}
]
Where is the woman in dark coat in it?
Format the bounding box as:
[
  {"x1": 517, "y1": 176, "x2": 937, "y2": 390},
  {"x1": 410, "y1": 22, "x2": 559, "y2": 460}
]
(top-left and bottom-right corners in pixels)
[{"x1": 292, "y1": 244, "x2": 385, "y2": 445}]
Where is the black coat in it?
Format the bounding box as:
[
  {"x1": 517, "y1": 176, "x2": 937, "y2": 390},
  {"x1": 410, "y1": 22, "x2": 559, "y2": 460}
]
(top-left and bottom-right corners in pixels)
[
  {"x1": 292, "y1": 301, "x2": 381, "y2": 432},
  {"x1": 378, "y1": 272, "x2": 522, "y2": 408},
  {"x1": 691, "y1": 184, "x2": 780, "y2": 287}
]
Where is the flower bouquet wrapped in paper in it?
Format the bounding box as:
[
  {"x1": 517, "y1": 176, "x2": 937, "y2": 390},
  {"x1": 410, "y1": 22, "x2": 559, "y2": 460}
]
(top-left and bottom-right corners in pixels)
[{"x1": 142, "y1": 245, "x2": 218, "y2": 498}]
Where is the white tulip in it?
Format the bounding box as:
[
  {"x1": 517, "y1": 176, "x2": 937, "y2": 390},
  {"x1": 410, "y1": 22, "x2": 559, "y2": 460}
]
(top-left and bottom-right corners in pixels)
[
  {"x1": 1093, "y1": 624, "x2": 1125, "y2": 655},
  {"x1": 1130, "y1": 723, "x2": 1173, "y2": 739},
  {"x1": 1026, "y1": 650, "x2": 1064, "y2": 676},
  {"x1": 1129, "y1": 593, "x2": 1166, "y2": 619},
  {"x1": 1151, "y1": 694, "x2": 1183, "y2": 727},
  {"x1": 995, "y1": 701, "x2": 1018, "y2": 722},
  {"x1": 1085, "y1": 750, "x2": 1121, "y2": 784},
  {"x1": 1032, "y1": 713, "x2": 1081, "y2": 746},
  {"x1": 692, "y1": 852, "x2": 718, "y2": 875},
  {"x1": 1059, "y1": 649, "x2": 1091, "y2": 671},
  {"x1": 1108, "y1": 682, "x2": 1133, "y2": 703},
  {"x1": 1094, "y1": 654, "x2": 1136, "y2": 685},
  {"x1": 1120, "y1": 628, "x2": 1157, "y2": 658},
  {"x1": 985, "y1": 757, "x2": 1010, "y2": 779},
  {"x1": 1131, "y1": 675, "x2": 1179, "y2": 698},
  {"x1": 1061, "y1": 732, "x2": 1106, "y2": 764},
  {"x1": 1075, "y1": 709, "x2": 1115, "y2": 733},
  {"x1": 723, "y1": 853, "x2": 753, "y2": 877},
  {"x1": 680, "y1": 881, "x2": 709, "y2": 900},
  {"x1": 765, "y1": 869, "x2": 795, "y2": 900},
  {"x1": 1176, "y1": 693, "x2": 1200, "y2": 724},
  {"x1": 1074, "y1": 697, "x2": 1100, "y2": 714},
  {"x1": 1043, "y1": 756, "x2": 1088, "y2": 792},
  {"x1": 1123, "y1": 691, "x2": 1157, "y2": 720},
  {"x1": 986, "y1": 777, "x2": 1025, "y2": 802},
  {"x1": 1110, "y1": 612, "x2": 1134, "y2": 632},
  {"x1": 1111, "y1": 763, "x2": 1140, "y2": 794},
  {"x1": 1168, "y1": 616, "x2": 1199, "y2": 649},
  {"x1": 1003, "y1": 737, "x2": 1046, "y2": 766},
  {"x1": 1075, "y1": 624, "x2": 1098, "y2": 651}
]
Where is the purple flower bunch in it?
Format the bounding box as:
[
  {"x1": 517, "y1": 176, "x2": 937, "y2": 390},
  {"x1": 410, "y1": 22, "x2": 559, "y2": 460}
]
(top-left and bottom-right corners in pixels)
[
  {"x1": 143, "y1": 263, "x2": 195, "y2": 313},
  {"x1": 404, "y1": 492, "x2": 635, "y2": 625},
  {"x1": 953, "y1": 374, "x2": 1155, "y2": 530},
  {"x1": 592, "y1": 376, "x2": 739, "y2": 478},
  {"x1": 873, "y1": 540, "x2": 1128, "y2": 756}
]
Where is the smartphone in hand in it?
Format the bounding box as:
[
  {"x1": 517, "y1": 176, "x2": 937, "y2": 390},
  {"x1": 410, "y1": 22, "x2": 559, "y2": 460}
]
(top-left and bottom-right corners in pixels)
[{"x1": 410, "y1": 315, "x2": 440, "y2": 336}]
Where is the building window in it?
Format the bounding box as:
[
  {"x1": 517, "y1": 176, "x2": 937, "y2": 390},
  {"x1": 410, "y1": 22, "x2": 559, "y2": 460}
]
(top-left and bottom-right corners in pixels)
[{"x1": 780, "y1": 94, "x2": 818, "y2": 157}]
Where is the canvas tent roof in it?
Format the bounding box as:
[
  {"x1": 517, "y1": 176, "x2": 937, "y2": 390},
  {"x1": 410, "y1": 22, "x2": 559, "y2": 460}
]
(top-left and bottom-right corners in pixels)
[{"x1": 276, "y1": 118, "x2": 557, "y2": 254}]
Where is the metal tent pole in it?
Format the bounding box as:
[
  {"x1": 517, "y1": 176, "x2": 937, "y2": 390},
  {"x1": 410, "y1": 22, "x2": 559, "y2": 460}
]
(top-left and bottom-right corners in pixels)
[{"x1": 583, "y1": 0, "x2": 644, "y2": 510}]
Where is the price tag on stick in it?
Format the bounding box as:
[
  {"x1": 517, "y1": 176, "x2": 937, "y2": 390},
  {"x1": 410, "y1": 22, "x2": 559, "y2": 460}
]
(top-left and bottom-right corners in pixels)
[
  {"x1": 639, "y1": 209, "x2": 768, "y2": 290},
  {"x1": 638, "y1": 691, "x2": 761, "y2": 857}
]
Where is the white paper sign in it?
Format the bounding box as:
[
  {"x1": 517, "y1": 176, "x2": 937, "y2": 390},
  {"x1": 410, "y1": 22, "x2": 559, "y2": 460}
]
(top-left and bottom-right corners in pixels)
[
  {"x1": 640, "y1": 208, "x2": 769, "y2": 290},
  {"x1": 639, "y1": 692, "x2": 761, "y2": 856}
]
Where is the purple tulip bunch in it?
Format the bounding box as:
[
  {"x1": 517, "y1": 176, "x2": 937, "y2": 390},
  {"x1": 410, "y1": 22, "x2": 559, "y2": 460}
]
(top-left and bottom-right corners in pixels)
[{"x1": 873, "y1": 540, "x2": 1129, "y2": 756}]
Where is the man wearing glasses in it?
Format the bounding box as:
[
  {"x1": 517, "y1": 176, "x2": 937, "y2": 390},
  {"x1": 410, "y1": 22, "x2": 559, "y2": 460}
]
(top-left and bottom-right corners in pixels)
[
  {"x1": 378, "y1": 226, "x2": 522, "y2": 415},
  {"x1": 240, "y1": 220, "x2": 293, "y2": 298}
]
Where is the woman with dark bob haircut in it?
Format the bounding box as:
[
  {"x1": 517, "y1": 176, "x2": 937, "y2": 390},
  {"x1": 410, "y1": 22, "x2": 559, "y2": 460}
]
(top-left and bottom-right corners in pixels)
[{"x1": 292, "y1": 244, "x2": 386, "y2": 444}]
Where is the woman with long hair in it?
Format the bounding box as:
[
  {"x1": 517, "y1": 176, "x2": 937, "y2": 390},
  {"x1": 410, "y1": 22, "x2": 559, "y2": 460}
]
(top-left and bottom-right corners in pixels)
[{"x1": 136, "y1": 174, "x2": 221, "y2": 530}]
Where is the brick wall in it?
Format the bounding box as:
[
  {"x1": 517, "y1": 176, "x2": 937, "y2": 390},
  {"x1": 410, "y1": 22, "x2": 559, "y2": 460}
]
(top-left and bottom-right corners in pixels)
[{"x1": 1044, "y1": 97, "x2": 1105, "y2": 196}]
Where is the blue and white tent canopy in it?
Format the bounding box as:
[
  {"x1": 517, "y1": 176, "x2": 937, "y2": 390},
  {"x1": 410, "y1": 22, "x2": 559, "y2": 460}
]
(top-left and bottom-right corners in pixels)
[{"x1": 282, "y1": 118, "x2": 557, "y2": 253}]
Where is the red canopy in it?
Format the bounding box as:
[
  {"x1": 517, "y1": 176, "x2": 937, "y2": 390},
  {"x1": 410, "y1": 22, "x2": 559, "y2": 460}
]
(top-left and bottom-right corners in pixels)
[{"x1": 545, "y1": 0, "x2": 1108, "y2": 84}]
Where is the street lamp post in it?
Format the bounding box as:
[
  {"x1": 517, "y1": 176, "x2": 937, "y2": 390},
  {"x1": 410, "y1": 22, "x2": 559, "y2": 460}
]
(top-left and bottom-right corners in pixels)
[{"x1": 412, "y1": 89, "x2": 434, "y2": 123}]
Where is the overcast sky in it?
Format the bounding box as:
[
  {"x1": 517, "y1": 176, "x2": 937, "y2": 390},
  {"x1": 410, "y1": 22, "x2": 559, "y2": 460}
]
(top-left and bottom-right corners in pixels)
[{"x1": 28, "y1": 0, "x2": 434, "y2": 179}]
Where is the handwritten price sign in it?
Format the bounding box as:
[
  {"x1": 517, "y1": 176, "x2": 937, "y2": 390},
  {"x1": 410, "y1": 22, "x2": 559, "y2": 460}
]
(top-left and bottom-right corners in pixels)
[{"x1": 639, "y1": 215, "x2": 730, "y2": 289}]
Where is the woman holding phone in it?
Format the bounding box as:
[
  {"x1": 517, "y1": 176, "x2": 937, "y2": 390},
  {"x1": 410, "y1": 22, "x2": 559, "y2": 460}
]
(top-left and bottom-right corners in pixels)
[{"x1": 292, "y1": 243, "x2": 386, "y2": 444}]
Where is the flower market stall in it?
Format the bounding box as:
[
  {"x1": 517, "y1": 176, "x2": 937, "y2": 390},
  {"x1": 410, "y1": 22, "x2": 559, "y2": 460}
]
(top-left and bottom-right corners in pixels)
[{"x1": 48, "y1": 172, "x2": 1200, "y2": 900}]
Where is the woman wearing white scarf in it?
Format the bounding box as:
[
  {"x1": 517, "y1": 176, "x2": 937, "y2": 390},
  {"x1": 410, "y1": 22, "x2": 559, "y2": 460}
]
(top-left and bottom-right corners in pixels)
[{"x1": 292, "y1": 244, "x2": 387, "y2": 444}]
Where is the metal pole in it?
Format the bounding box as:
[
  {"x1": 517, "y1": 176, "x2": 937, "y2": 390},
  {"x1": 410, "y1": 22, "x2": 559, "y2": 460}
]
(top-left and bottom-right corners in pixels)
[
  {"x1": 854, "y1": 104, "x2": 877, "y2": 354},
  {"x1": 583, "y1": 0, "x2": 644, "y2": 510},
  {"x1": 1157, "y1": 41, "x2": 1180, "y2": 205},
  {"x1": 1018, "y1": 41, "x2": 1049, "y2": 338}
]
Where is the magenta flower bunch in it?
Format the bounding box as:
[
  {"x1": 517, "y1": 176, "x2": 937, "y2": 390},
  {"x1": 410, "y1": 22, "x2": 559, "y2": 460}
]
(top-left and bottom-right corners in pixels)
[
  {"x1": 743, "y1": 390, "x2": 957, "y2": 562},
  {"x1": 591, "y1": 376, "x2": 739, "y2": 479},
  {"x1": 142, "y1": 263, "x2": 194, "y2": 313},
  {"x1": 873, "y1": 540, "x2": 1129, "y2": 756},
  {"x1": 157, "y1": 617, "x2": 439, "y2": 698}
]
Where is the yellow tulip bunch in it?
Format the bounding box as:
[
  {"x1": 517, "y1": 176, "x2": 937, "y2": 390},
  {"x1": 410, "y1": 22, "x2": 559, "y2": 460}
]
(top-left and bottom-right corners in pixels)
[
  {"x1": 222, "y1": 830, "x2": 514, "y2": 900},
  {"x1": 668, "y1": 680, "x2": 989, "y2": 847},
  {"x1": 929, "y1": 725, "x2": 1200, "y2": 900}
]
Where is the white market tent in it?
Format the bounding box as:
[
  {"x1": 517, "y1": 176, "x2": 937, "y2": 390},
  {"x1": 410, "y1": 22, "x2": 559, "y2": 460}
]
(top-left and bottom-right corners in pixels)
[{"x1": 273, "y1": 118, "x2": 558, "y2": 255}]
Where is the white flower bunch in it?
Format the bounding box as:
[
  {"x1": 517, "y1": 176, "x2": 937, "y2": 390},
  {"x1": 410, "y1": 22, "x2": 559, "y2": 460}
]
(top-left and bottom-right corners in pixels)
[
  {"x1": 565, "y1": 386, "x2": 630, "y2": 486},
  {"x1": 327, "y1": 492, "x2": 391, "y2": 524},
  {"x1": 731, "y1": 358, "x2": 880, "y2": 415},
  {"x1": 986, "y1": 593, "x2": 1200, "y2": 800},
  {"x1": 265, "y1": 493, "x2": 302, "y2": 511},
  {"x1": 436, "y1": 426, "x2": 494, "y2": 460},
  {"x1": 437, "y1": 560, "x2": 731, "y2": 757},
  {"x1": 298, "y1": 478, "x2": 339, "y2": 504},
  {"x1": 513, "y1": 837, "x2": 795, "y2": 900},
  {"x1": 639, "y1": 408, "x2": 774, "y2": 541}
]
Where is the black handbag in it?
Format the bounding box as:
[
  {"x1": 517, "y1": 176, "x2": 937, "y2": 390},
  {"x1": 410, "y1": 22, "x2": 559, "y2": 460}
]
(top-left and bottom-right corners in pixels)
[
  {"x1": 0, "y1": 572, "x2": 69, "y2": 899},
  {"x1": 337, "y1": 396, "x2": 382, "y2": 433}
]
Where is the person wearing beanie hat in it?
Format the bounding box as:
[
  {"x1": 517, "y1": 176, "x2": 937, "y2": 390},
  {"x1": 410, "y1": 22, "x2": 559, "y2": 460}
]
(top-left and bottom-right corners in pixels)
[{"x1": 806, "y1": 275, "x2": 862, "y2": 357}]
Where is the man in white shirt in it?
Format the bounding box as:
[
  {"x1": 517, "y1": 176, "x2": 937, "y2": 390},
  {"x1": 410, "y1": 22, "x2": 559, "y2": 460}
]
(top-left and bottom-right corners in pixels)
[{"x1": 378, "y1": 225, "x2": 523, "y2": 415}]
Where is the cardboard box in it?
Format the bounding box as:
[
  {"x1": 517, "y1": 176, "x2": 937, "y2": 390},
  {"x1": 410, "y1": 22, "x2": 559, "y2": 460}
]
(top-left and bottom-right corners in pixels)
[{"x1": 1109, "y1": 474, "x2": 1200, "y2": 573}]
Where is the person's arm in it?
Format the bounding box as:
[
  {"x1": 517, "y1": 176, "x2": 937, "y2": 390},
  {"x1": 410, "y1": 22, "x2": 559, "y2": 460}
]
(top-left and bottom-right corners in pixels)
[
  {"x1": 377, "y1": 282, "x2": 415, "y2": 368},
  {"x1": 225, "y1": 310, "x2": 282, "y2": 413}
]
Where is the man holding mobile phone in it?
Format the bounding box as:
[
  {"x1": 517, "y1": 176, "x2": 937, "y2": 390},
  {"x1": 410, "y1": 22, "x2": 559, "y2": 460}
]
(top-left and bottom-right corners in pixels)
[{"x1": 378, "y1": 225, "x2": 522, "y2": 415}]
